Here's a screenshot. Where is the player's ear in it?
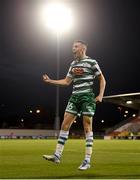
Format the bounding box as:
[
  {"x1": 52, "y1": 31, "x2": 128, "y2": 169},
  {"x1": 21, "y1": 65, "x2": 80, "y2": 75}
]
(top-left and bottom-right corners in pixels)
[{"x1": 82, "y1": 47, "x2": 85, "y2": 53}]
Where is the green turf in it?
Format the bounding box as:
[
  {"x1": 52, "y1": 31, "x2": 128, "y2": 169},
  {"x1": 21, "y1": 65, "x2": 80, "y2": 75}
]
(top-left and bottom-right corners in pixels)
[{"x1": 0, "y1": 139, "x2": 140, "y2": 179}]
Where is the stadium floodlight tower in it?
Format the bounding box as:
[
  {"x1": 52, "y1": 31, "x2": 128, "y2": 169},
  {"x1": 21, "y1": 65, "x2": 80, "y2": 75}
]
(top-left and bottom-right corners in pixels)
[{"x1": 45, "y1": 3, "x2": 74, "y2": 130}]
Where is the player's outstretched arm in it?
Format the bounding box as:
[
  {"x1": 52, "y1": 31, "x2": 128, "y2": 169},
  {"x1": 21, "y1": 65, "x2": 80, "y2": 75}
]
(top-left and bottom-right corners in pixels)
[
  {"x1": 95, "y1": 73, "x2": 106, "y2": 103},
  {"x1": 43, "y1": 74, "x2": 72, "y2": 86}
]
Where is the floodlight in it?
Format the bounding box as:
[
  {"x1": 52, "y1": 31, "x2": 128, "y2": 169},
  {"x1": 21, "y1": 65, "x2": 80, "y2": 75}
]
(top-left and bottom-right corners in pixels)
[{"x1": 41, "y1": 3, "x2": 73, "y2": 33}]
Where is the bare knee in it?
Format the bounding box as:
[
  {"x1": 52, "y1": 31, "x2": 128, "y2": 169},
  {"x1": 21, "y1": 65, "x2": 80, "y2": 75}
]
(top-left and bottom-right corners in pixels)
[{"x1": 61, "y1": 113, "x2": 76, "y2": 131}]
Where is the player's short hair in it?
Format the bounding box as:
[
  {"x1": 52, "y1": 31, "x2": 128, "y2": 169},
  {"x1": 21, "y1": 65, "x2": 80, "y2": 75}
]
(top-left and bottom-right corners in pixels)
[{"x1": 74, "y1": 40, "x2": 88, "y2": 47}]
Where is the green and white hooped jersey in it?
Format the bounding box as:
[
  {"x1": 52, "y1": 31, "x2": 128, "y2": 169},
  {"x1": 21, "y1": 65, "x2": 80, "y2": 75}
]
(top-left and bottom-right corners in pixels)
[{"x1": 66, "y1": 57, "x2": 102, "y2": 94}]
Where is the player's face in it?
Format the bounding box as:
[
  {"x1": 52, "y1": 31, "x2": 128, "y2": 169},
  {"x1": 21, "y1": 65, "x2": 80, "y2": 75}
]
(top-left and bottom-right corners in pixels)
[{"x1": 72, "y1": 42, "x2": 84, "y2": 55}]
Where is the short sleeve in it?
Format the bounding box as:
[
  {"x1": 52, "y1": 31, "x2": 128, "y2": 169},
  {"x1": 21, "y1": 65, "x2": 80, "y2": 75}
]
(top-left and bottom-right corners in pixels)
[
  {"x1": 66, "y1": 61, "x2": 75, "y2": 78},
  {"x1": 66, "y1": 66, "x2": 73, "y2": 78},
  {"x1": 92, "y1": 60, "x2": 102, "y2": 77}
]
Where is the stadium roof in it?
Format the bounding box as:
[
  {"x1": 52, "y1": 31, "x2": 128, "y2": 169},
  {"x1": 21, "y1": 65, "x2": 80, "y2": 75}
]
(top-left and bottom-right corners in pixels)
[{"x1": 103, "y1": 92, "x2": 140, "y2": 110}]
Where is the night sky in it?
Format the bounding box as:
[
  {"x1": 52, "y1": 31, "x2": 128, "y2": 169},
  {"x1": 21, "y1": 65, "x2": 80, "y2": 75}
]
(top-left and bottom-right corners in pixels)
[{"x1": 0, "y1": 0, "x2": 139, "y2": 129}]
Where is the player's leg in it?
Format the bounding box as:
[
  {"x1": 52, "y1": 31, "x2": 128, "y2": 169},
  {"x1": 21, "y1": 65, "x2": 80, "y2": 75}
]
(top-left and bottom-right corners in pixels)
[
  {"x1": 78, "y1": 115, "x2": 93, "y2": 170},
  {"x1": 54, "y1": 93, "x2": 78, "y2": 159},
  {"x1": 54, "y1": 112, "x2": 76, "y2": 160},
  {"x1": 43, "y1": 112, "x2": 76, "y2": 163},
  {"x1": 83, "y1": 115, "x2": 93, "y2": 163},
  {"x1": 43, "y1": 94, "x2": 77, "y2": 163},
  {"x1": 78, "y1": 93, "x2": 95, "y2": 170}
]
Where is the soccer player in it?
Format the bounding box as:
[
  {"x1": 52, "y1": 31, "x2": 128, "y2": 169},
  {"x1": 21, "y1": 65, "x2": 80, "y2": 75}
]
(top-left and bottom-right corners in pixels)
[{"x1": 42, "y1": 40, "x2": 106, "y2": 170}]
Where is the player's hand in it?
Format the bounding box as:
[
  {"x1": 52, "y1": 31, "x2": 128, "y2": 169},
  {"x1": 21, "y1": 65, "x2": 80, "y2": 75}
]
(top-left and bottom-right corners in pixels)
[
  {"x1": 95, "y1": 95, "x2": 103, "y2": 103},
  {"x1": 72, "y1": 68, "x2": 84, "y2": 75},
  {"x1": 43, "y1": 74, "x2": 50, "y2": 83}
]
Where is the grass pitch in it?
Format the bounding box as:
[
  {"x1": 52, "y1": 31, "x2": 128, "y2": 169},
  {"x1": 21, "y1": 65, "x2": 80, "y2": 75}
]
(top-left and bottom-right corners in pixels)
[{"x1": 0, "y1": 139, "x2": 140, "y2": 179}]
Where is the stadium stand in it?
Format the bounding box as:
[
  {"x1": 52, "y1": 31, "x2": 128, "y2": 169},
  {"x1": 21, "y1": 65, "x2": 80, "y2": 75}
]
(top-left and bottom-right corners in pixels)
[
  {"x1": 103, "y1": 92, "x2": 140, "y2": 139},
  {"x1": 105, "y1": 116, "x2": 140, "y2": 139}
]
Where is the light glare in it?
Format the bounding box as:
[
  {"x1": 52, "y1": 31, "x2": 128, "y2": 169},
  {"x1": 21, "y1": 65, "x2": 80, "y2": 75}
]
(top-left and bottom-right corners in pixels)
[
  {"x1": 126, "y1": 101, "x2": 132, "y2": 104},
  {"x1": 41, "y1": 3, "x2": 73, "y2": 33},
  {"x1": 36, "y1": 109, "x2": 40, "y2": 113}
]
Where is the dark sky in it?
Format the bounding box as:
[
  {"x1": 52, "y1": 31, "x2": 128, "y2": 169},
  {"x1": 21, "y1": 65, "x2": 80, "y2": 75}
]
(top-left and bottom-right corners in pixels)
[{"x1": 0, "y1": 0, "x2": 140, "y2": 121}]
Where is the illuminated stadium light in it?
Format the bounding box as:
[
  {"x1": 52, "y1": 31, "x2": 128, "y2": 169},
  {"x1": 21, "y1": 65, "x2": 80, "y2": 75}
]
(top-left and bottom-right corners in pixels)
[
  {"x1": 36, "y1": 109, "x2": 40, "y2": 114},
  {"x1": 21, "y1": 118, "x2": 24, "y2": 122},
  {"x1": 118, "y1": 106, "x2": 121, "y2": 110},
  {"x1": 124, "y1": 114, "x2": 127, "y2": 117},
  {"x1": 29, "y1": 110, "x2": 33, "y2": 113},
  {"x1": 126, "y1": 100, "x2": 132, "y2": 104},
  {"x1": 125, "y1": 110, "x2": 128, "y2": 114},
  {"x1": 101, "y1": 120, "x2": 104, "y2": 123},
  {"x1": 132, "y1": 114, "x2": 136, "y2": 117},
  {"x1": 41, "y1": 3, "x2": 74, "y2": 33}
]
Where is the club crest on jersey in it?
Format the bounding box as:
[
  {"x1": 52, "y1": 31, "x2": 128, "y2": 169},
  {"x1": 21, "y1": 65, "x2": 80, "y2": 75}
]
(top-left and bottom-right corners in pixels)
[{"x1": 72, "y1": 67, "x2": 84, "y2": 75}]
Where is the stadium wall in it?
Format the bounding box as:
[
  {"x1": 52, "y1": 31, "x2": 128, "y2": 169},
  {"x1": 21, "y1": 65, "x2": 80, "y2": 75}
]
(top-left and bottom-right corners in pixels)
[
  {"x1": 0, "y1": 129, "x2": 105, "y2": 139},
  {"x1": 0, "y1": 129, "x2": 59, "y2": 139}
]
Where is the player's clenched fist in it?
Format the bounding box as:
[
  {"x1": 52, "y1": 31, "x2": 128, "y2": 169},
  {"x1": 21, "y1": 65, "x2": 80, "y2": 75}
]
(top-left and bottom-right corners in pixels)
[{"x1": 43, "y1": 74, "x2": 50, "y2": 83}]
